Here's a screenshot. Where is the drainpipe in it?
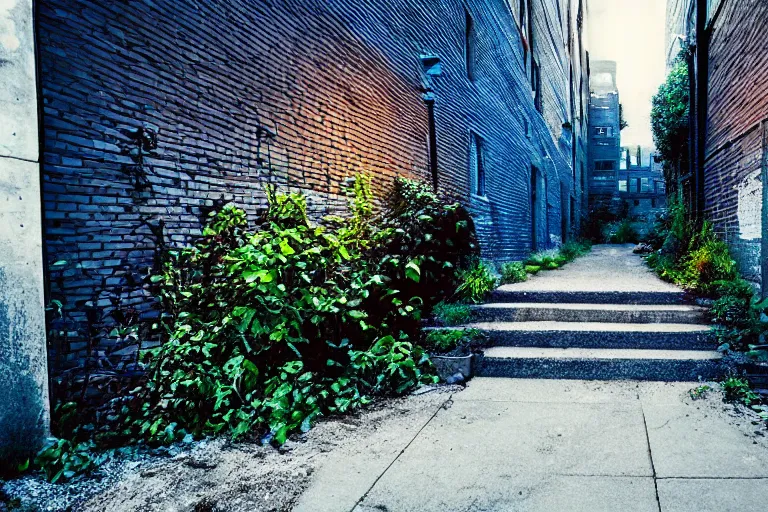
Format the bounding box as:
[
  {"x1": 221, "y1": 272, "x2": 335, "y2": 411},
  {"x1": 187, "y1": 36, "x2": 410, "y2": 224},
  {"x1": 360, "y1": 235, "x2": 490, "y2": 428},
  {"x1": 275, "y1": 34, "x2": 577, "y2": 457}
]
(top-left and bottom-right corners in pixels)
[
  {"x1": 424, "y1": 92, "x2": 439, "y2": 191},
  {"x1": 420, "y1": 55, "x2": 442, "y2": 191},
  {"x1": 693, "y1": 0, "x2": 709, "y2": 224}
]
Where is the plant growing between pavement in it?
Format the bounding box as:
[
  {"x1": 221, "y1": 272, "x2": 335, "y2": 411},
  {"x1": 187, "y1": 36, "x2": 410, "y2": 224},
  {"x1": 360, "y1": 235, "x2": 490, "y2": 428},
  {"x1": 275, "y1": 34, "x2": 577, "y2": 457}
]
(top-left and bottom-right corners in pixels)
[
  {"x1": 500, "y1": 261, "x2": 528, "y2": 284},
  {"x1": 431, "y1": 301, "x2": 472, "y2": 327},
  {"x1": 456, "y1": 261, "x2": 497, "y2": 303},
  {"x1": 423, "y1": 329, "x2": 486, "y2": 355}
]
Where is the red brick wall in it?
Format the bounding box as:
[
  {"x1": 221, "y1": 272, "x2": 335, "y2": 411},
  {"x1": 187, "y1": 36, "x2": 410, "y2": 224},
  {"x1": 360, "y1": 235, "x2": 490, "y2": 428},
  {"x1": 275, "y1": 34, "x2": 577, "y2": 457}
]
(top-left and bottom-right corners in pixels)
[{"x1": 703, "y1": 0, "x2": 768, "y2": 285}]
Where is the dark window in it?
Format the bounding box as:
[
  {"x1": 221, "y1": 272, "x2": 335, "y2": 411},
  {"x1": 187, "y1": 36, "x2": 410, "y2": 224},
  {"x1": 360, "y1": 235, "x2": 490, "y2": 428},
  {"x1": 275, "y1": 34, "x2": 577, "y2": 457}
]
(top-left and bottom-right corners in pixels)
[
  {"x1": 465, "y1": 9, "x2": 476, "y2": 81},
  {"x1": 469, "y1": 131, "x2": 485, "y2": 196},
  {"x1": 532, "y1": 58, "x2": 542, "y2": 112},
  {"x1": 594, "y1": 160, "x2": 615, "y2": 171},
  {"x1": 634, "y1": 200, "x2": 640, "y2": 206}
]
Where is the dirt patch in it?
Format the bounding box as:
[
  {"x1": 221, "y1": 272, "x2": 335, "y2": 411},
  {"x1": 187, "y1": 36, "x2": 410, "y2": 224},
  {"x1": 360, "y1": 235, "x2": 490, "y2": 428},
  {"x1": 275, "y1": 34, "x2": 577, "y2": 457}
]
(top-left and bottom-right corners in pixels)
[{"x1": 1, "y1": 386, "x2": 457, "y2": 512}]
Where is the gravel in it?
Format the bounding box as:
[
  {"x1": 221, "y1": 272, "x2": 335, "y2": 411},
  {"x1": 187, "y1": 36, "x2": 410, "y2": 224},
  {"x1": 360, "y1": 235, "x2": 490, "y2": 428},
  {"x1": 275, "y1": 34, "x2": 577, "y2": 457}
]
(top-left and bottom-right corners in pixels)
[{"x1": 1, "y1": 385, "x2": 459, "y2": 512}]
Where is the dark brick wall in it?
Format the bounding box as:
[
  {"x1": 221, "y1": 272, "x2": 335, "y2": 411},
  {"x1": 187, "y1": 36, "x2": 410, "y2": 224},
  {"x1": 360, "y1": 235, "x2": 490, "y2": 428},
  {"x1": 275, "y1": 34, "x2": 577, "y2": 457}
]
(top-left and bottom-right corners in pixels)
[
  {"x1": 701, "y1": 0, "x2": 768, "y2": 287},
  {"x1": 38, "y1": 0, "x2": 584, "y2": 365}
]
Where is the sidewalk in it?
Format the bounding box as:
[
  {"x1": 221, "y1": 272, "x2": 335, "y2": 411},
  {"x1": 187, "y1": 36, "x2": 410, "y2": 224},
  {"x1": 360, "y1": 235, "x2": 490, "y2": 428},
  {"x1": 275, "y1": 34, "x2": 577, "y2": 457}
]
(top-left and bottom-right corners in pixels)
[{"x1": 298, "y1": 378, "x2": 768, "y2": 512}]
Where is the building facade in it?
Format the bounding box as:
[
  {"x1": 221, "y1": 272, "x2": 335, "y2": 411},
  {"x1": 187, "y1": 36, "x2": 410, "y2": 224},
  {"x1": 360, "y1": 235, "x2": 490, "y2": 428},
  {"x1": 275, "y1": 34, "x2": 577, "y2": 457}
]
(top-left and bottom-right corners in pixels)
[
  {"x1": 665, "y1": 0, "x2": 768, "y2": 290},
  {"x1": 618, "y1": 147, "x2": 667, "y2": 220},
  {"x1": 0, "y1": 0, "x2": 593, "y2": 461},
  {"x1": 587, "y1": 61, "x2": 621, "y2": 210},
  {"x1": 36, "y1": 0, "x2": 590, "y2": 333}
]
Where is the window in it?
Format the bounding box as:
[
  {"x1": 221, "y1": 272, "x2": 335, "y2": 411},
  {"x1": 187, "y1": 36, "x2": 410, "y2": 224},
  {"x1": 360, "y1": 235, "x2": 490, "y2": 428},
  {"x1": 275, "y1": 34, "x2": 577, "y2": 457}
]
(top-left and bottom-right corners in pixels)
[
  {"x1": 465, "y1": 9, "x2": 476, "y2": 81},
  {"x1": 594, "y1": 160, "x2": 615, "y2": 171},
  {"x1": 634, "y1": 200, "x2": 640, "y2": 206},
  {"x1": 618, "y1": 180, "x2": 628, "y2": 192},
  {"x1": 532, "y1": 59, "x2": 542, "y2": 112},
  {"x1": 593, "y1": 126, "x2": 614, "y2": 137},
  {"x1": 469, "y1": 131, "x2": 485, "y2": 196},
  {"x1": 630, "y1": 178, "x2": 639, "y2": 193},
  {"x1": 641, "y1": 177, "x2": 650, "y2": 193}
]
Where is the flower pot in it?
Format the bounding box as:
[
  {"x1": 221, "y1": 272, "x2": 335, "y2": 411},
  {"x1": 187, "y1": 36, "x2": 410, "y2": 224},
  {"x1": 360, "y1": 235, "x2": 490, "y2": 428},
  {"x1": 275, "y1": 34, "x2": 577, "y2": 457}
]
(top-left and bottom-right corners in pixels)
[{"x1": 430, "y1": 353, "x2": 474, "y2": 382}]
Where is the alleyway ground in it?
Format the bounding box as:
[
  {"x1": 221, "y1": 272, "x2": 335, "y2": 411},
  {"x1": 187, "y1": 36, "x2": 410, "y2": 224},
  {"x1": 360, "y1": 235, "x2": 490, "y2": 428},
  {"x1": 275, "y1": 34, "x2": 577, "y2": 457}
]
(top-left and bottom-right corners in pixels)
[
  {"x1": 6, "y1": 247, "x2": 768, "y2": 511},
  {"x1": 298, "y1": 246, "x2": 768, "y2": 511}
]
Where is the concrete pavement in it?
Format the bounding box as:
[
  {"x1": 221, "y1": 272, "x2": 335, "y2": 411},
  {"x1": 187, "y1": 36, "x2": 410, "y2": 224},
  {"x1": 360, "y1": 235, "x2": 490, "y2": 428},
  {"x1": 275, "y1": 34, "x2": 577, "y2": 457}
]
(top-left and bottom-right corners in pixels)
[{"x1": 297, "y1": 378, "x2": 768, "y2": 512}]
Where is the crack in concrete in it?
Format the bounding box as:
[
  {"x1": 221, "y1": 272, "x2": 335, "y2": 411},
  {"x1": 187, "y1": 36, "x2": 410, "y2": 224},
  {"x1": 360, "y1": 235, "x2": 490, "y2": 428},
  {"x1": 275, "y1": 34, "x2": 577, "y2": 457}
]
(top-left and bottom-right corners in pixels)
[
  {"x1": 348, "y1": 392, "x2": 454, "y2": 512},
  {"x1": 640, "y1": 398, "x2": 663, "y2": 512}
]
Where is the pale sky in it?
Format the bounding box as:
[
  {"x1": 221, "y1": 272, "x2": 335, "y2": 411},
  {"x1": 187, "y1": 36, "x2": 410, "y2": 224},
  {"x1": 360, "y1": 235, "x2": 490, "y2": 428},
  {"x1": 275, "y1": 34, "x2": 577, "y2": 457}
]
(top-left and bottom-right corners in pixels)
[{"x1": 588, "y1": 0, "x2": 667, "y2": 149}]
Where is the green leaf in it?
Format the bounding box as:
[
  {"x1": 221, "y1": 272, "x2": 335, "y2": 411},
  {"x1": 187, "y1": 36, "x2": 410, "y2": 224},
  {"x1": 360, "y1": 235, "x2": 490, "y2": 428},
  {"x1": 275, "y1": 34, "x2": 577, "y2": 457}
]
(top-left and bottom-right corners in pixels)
[{"x1": 405, "y1": 259, "x2": 421, "y2": 283}]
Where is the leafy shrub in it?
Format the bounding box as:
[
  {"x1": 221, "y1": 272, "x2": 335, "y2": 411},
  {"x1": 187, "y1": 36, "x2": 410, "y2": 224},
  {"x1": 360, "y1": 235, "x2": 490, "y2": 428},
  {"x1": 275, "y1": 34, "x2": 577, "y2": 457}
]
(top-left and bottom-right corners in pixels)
[
  {"x1": 372, "y1": 177, "x2": 479, "y2": 321},
  {"x1": 607, "y1": 219, "x2": 639, "y2": 244},
  {"x1": 721, "y1": 376, "x2": 761, "y2": 407},
  {"x1": 33, "y1": 175, "x2": 481, "y2": 481},
  {"x1": 431, "y1": 301, "x2": 472, "y2": 327},
  {"x1": 423, "y1": 328, "x2": 486, "y2": 355},
  {"x1": 680, "y1": 222, "x2": 737, "y2": 293},
  {"x1": 126, "y1": 183, "x2": 451, "y2": 446},
  {"x1": 559, "y1": 240, "x2": 592, "y2": 262},
  {"x1": 524, "y1": 265, "x2": 542, "y2": 275},
  {"x1": 526, "y1": 250, "x2": 566, "y2": 270},
  {"x1": 34, "y1": 439, "x2": 102, "y2": 483},
  {"x1": 456, "y1": 261, "x2": 497, "y2": 303},
  {"x1": 500, "y1": 262, "x2": 527, "y2": 284}
]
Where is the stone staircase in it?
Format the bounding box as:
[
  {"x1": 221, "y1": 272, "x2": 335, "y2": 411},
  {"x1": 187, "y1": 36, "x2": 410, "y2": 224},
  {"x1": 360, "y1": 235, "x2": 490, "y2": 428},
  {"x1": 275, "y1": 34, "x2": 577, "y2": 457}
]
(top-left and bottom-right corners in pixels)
[{"x1": 464, "y1": 245, "x2": 725, "y2": 381}]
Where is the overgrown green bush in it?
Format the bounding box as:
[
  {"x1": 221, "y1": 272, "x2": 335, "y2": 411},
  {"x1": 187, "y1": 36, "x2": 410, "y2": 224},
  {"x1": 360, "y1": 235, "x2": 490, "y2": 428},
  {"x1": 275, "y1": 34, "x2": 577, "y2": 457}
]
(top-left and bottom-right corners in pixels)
[
  {"x1": 33, "y1": 175, "x2": 480, "y2": 481},
  {"x1": 500, "y1": 262, "x2": 527, "y2": 284},
  {"x1": 646, "y1": 203, "x2": 735, "y2": 295}
]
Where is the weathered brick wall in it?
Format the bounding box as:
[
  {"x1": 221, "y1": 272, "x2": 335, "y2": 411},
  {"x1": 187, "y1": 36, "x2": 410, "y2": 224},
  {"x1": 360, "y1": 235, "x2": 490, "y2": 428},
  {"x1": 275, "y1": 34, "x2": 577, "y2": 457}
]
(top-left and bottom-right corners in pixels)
[
  {"x1": 38, "y1": 0, "x2": 580, "y2": 367},
  {"x1": 703, "y1": 0, "x2": 768, "y2": 287}
]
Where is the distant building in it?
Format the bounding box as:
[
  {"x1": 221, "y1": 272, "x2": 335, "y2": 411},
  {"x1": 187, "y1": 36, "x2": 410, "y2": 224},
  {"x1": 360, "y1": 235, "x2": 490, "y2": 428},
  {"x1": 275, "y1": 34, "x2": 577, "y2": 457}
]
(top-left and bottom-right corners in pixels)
[
  {"x1": 618, "y1": 147, "x2": 667, "y2": 218},
  {"x1": 587, "y1": 61, "x2": 621, "y2": 210}
]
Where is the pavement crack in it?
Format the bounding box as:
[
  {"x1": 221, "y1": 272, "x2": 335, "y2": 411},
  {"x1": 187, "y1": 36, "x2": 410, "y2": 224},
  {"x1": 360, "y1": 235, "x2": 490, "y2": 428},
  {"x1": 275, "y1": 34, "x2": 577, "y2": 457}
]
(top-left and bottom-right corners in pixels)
[
  {"x1": 348, "y1": 392, "x2": 452, "y2": 512},
  {"x1": 640, "y1": 402, "x2": 663, "y2": 512}
]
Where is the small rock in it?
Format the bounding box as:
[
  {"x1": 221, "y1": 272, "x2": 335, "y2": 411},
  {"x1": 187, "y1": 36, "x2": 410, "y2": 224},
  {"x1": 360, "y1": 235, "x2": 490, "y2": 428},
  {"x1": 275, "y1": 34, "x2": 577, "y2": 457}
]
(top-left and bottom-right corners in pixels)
[{"x1": 445, "y1": 372, "x2": 465, "y2": 384}]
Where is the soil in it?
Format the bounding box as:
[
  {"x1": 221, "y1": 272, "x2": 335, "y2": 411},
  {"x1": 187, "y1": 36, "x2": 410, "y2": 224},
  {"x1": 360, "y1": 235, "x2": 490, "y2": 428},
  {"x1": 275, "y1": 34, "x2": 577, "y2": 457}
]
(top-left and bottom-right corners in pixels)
[{"x1": 1, "y1": 385, "x2": 458, "y2": 512}]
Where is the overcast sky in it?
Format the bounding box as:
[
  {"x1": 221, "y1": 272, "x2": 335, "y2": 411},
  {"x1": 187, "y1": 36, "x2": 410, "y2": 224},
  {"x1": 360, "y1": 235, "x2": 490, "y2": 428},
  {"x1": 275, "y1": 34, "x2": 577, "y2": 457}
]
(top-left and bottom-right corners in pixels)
[{"x1": 588, "y1": 0, "x2": 667, "y2": 149}]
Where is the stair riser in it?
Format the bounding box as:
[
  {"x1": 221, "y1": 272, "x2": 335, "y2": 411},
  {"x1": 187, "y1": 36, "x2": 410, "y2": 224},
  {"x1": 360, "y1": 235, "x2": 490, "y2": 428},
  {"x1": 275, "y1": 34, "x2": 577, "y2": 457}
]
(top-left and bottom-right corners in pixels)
[
  {"x1": 475, "y1": 357, "x2": 727, "y2": 382},
  {"x1": 480, "y1": 329, "x2": 714, "y2": 351},
  {"x1": 490, "y1": 290, "x2": 688, "y2": 305},
  {"x1": 472, "y1": 308, "x2": 708, "y2": 324}
]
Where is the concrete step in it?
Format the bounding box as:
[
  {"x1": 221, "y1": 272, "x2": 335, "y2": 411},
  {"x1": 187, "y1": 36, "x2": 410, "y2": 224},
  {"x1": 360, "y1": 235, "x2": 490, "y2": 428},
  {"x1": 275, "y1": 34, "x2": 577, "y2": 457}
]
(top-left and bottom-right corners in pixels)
[
  {"x1": 475, "y1": 346, "x2": 725, "y2": 382},
  {"x1": 464, "y1": 321, "x2": 713, "y2": 350},
  {"x1": 490, "y1": 289, "x2": 688, "y2": 305},
  {"x1": 471, "y1": 303, "x2": 708, "y2": 324}
]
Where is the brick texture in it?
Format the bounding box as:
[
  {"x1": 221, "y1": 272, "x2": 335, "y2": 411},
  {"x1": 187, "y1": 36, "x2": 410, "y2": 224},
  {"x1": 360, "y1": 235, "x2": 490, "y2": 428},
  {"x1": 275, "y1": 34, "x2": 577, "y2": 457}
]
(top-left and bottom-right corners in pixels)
[
  {"x1": 701, "y1": 0, "x2": 768, "y2": 286},
  {"x1": 38, "y1": 0, "x2": 586, "y2": 367}
]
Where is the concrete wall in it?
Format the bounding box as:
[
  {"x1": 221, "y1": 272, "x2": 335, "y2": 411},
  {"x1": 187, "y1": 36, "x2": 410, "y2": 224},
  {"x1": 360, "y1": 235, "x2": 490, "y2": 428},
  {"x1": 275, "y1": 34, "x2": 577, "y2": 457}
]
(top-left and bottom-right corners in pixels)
[
  {"x1": 37, "y1": 0, "x2": 586, "y2": 371},
  {"x1": 0, "y1": 0, "x2": 50, "y2": 466}
]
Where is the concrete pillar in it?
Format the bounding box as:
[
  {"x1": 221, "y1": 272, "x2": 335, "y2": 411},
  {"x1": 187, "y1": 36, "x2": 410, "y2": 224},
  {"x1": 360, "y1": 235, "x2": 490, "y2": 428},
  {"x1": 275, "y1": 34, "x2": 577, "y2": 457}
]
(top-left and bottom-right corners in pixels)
[{"x1": 0, "y1": 0, "x2": 49, "y2": 468}]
